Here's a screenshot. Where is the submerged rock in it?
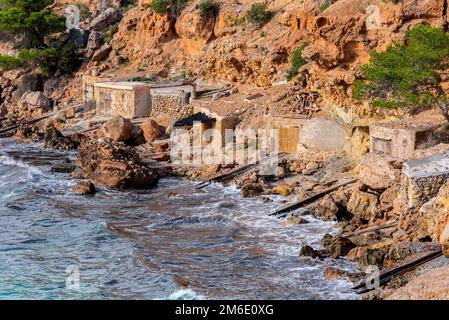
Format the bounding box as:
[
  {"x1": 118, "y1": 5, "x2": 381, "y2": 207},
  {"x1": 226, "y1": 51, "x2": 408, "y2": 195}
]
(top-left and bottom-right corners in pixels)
[
  {"x1": 76, "y1": 137, "x2": 159, "y2": 189},
  {"x1": 324, "y1": 267, "x2": 365, "y2": 283},
  {"x1": 321, "y1": 234, "x2": 357, "y2": 258},
  {"x1": 71, "y1": 181, "x2": 96, "y2": 195},
  {"x1": 285, "y1": 215, "x2": 309, "y2": 225},
  {"x1": 299, "y1": 245, "x2": 324, "y2": 259},
  {"x1": 240, "y1": 183, "x2": 264, "y2": 198},
  {"x1": 257, "y1": 197, "x2": 274, "y2": 204},
  {"x1": 51, "y1": 162, "x2": 76, "y2": 173}
]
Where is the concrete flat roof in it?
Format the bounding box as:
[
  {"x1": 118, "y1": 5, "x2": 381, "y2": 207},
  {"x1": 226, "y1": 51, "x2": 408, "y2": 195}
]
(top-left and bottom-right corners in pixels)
[
  {"x1": 194, "y1": 106, "x2": 239, "y2": 120},
  {"x1": 151, "y1": 85, "x2": 194, "y2": 95},
  {"x1": 94, "y1": 82, "x2": 195, "y2": 92},
  {"x1": 371, "y1": 119, "x2": 444, "y2": 132},
  {"x1": 94, "y1": 82, "x2": 149, "y2": 90},
  {"x1": 404, "y1": 151, "x2": 449, "y2": 179}
]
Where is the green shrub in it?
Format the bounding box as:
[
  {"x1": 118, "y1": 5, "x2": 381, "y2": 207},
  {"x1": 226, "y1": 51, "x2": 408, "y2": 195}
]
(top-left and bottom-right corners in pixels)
[
  {"x1": 121, "y1": 0, "x2": 138, "y2": 12},
  {"x1": 8, "y1": 47, "x2": 60, "y2": 76},
  {"x1": 319, "y1": 2, "x2": 330, "y2": 12},
  {"x1": 0, "y1": 43, "x2": 81, "y2": 76},
  {"x1": 152, "y1": 0, "x2": 188, "y2": 16},
  {"x1": 228, "y1": 16, "x2": 246, "y2": 26},
  {"x1": 58, "y1": 42, "x2": 82, "y2": 74},
  {"x1": 0, "y1": 55, "x2": 21, "y2": 69},
  {"x1": 354, "y1": 25, "x2": 449, "y2": 122},
  {"x1": 152, "y1": 0, "x2": 168, "y2": 14},
  {"x1": 0, "y1": 1, "x2": 82, "y2": 75},
  {"x1": 0, "y1": 0, "x2": 66, "y2": 48},
  {"x1": 246, "y1": 1, "x2": 274, "y2": 27},
  {"x1": 286, "y1": 41, "x2": 310, "y2": 81},
  {"x1": 104, "y1": 24, "x2": 119, "y2": 43},
  {"x1": 199, "y1": 0, "x2": 218, "y2": 17}
]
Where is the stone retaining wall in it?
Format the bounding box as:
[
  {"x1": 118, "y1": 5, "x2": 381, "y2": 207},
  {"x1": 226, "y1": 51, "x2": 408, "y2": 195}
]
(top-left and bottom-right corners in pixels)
[{"x1": 150, "y1": 92, "x2": 193, "y2": 121}]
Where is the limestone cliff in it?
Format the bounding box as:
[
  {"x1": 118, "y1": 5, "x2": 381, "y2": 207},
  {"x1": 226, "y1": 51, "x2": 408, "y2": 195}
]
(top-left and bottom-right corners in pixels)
[{"x1": 1, "y1": 0, "x2": 449, "y2": 128}]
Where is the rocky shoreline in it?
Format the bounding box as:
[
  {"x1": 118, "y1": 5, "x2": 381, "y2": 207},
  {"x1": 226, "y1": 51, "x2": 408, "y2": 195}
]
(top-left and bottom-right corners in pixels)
[
  {"x1": 2, "y1": 0, "x2": 449, "y2": 301},
  {"x1": 3, "y1": 112, "x2": 448, "y2": 300}
]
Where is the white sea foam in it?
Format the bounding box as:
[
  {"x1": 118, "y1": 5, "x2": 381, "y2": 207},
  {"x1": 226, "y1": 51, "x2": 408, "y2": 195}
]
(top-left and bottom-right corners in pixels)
[
  {"x1": 167, "y1": 288, "x2": 204, "y2": 300},
  {"x1": 0, "y1": 155, "x2": 30, "y2": 169}
]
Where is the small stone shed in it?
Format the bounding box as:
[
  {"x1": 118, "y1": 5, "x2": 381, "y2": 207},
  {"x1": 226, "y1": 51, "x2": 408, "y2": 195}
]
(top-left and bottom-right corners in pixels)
[
  {"x1": 82, "y1": 75, "x2": 110, "y2": 104},
  {"x1": 192, "y1": 105, "x2": 240, "y2": 151},
  {"x1": 370, "y1": 120, "x2": 443, "y2": 160},
  {"x1": 84, "y1": 75, "x2": 196, "y2": 120},
  {"x1": 264, "y1": 115, "x2": 348, "y2": 155},
  {"x1": 94, "y1": 81, "x2": 151, "y2": 118}
]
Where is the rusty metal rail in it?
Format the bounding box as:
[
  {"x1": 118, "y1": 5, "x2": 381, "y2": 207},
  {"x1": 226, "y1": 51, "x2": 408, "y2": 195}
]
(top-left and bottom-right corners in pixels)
[
  {"x1": 269, "y1": 179, "x2": 357, "y2": 218},
  {"x1": 352, "y1": 249, "x2": 443, "y2": 294},
  {"x1": 195, "y1": 152, "x2": 289, "y2": 189}
]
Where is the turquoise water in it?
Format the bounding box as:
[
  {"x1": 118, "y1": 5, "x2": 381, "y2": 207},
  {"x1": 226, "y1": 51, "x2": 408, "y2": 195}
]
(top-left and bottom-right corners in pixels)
[{"x1": 0, "y1": 139, "x2": 359, "y2": 300}]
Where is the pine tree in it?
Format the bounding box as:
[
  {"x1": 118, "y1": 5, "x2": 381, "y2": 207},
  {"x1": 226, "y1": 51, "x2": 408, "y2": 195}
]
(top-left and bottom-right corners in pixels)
[
  {"x1": 0, "y1": 0, "x2": 66, "y2": 48},
  {"x1": 355, "y1": 25, "x2": 449, "y2": 122}
]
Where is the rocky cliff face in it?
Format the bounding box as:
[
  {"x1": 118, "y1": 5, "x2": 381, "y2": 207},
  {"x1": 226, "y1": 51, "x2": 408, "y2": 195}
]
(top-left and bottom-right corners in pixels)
[
  {"x1": 80, "y1": 0, "x2": 449, "y2": 121},
  {"x1": 1, "y1": 0, "x2": 448, "y2": 130},
  {"x1": 110, "y1": 0, "x2": 446, "y2": 82}
]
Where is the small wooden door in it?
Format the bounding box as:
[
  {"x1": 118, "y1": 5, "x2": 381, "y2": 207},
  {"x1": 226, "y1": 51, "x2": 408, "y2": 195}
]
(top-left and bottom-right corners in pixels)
[
  {"x1": 373, "y1": 137, "x2": 392, "y2": 154},
  {"x1": 278, "y1": 127, "x2": 300, "y2": 154}
]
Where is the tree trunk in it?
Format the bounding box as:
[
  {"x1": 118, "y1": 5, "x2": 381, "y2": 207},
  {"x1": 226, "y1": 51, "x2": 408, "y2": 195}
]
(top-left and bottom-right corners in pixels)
[{"x1": 434, "y1": 101, "x2": 449, "y2": 124}]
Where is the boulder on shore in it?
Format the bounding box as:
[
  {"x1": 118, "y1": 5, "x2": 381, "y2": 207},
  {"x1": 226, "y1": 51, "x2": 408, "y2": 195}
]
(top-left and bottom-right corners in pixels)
[
  {"x1": 102, "y1": 116, "x2": 145, "y2": 146},
  {"x1": 359, "y1": 153, "x2": 402, "y2": 191},
  {"x1": 346, "y1": 190, "x2": 380, "y2": 221},
  {"x1": 103, "y1": 116, "x2": 134, "y2": 142},
  {"x1": 44, "y1": 126, "x2": 81, "y2": 150},
  {"x1": 76, "y1": 137, "x2": 159, "y2": 189},
  {"x1": 25, "y1": 91, "x2": 51, "y2": 109},
  {"x1": 92, "y1": 44, "x2": 112, "y2": 62},
  {"x1": 141, "y1": 118, "x2": 163, "y2": 143},
  {"x1": 312, "y1": 194, "x2": 352, "y2": 222},
  {"x1": 272, "y1": 184, "x2": 293, "y2": 197},
  {"x1": 324, "y1": 267, "x2": 364, "y2": 283}
]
